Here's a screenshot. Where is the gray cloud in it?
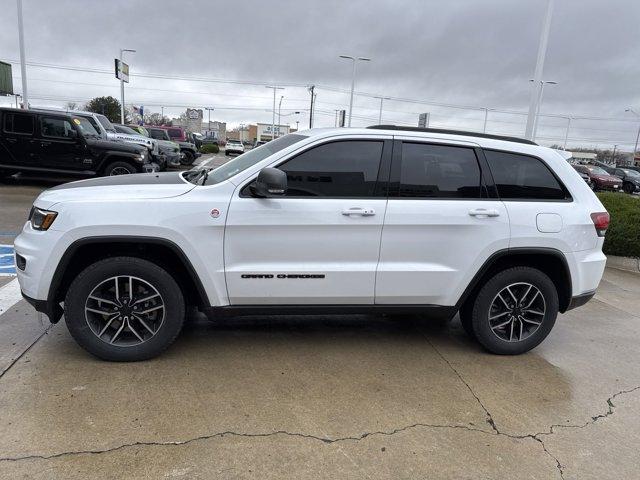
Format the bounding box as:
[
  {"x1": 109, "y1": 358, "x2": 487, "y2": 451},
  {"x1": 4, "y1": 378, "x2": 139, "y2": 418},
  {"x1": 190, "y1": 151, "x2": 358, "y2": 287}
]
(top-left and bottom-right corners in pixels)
[{"x1": 1, "y1": 0, "x2": 639, "y2": 148}]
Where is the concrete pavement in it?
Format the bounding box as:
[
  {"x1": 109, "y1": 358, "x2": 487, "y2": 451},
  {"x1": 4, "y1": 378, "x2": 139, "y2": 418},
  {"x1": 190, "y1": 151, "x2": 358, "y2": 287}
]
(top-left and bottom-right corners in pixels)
[{"x1": 0, "y1": 267, "x2": 639, "y2": 479}]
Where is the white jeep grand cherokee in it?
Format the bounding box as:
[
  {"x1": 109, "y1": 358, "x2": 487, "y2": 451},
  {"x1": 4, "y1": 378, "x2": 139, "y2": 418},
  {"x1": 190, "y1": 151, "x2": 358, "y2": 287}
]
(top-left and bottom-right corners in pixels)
[{"x1": 14, "y1": 126, "x2": 609, "y2": 361}]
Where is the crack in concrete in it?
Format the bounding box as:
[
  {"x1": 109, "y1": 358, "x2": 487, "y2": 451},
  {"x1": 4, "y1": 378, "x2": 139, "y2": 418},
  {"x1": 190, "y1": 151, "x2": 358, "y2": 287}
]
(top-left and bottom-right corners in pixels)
[
  {"x1": 0, "y1": 422, "x2": 492, "y2": 463},
  {"x1": 423, "y1": 337, "x2": 500, "y2": 434}
]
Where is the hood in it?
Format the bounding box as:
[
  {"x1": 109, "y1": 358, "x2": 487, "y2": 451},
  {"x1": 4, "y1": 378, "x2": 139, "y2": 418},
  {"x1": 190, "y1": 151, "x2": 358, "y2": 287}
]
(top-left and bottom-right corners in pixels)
[
  {"x1": 34, "y1": 172, "x2": 196, "y2": 208},
  {"x1": 593, "y1": 174, "x2": 621, "y2": 182},
  {"x1": 85, "y1": 137, "x2": 145, "y2": 154}
]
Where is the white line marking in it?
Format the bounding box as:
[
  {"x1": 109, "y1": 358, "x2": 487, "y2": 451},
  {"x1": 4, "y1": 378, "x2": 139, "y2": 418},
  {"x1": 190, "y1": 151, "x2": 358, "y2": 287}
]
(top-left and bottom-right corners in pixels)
[{"x1": 0, "y1": 279, "x2": 23, "y2": 316}]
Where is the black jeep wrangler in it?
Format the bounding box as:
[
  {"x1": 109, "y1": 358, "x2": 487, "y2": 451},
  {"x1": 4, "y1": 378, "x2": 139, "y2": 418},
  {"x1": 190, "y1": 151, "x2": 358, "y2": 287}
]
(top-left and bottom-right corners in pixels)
[{"x1": 0, "y1": 107, "x2": 157, "y2": 179}]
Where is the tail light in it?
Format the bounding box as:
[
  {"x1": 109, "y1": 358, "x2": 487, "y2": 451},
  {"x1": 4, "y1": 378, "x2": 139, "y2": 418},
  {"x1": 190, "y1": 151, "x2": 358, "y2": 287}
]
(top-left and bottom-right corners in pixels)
[{"x1": 590, "y1": 212, "x2": 610, "y2": 237}]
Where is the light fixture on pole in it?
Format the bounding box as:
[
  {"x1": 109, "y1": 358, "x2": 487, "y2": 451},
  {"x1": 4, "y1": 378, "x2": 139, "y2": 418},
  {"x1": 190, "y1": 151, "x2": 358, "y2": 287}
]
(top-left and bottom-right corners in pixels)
[
  {"x1": 529, "y1": 79, "x2": 557, "y2": 141},
  {"x1": 374, "y1": 96, "x2": 390, "y2": 124},
  {"x1": 265, "y1": 86, "x2": 284, "y2": 140},
  {"x1": 625, "y1": 108, "x2": 640, "y2": 161},
  {"x1": 119, "y1": 48, "x2": 136, "y2": 124},
  {"x1": 16, "y1": 0, "x2": 28, "y2": 109},
  {"x1": 339, "y1": 55, "x2": 371, "y2": 127},
  {"x1": 525, "y1": 0, "x2": 555, "y2": 139}
]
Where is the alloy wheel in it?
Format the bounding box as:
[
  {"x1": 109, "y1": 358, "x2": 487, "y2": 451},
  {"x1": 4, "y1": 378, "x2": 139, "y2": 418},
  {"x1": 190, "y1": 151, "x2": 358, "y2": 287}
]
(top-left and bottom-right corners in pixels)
[
  {"x1": 488, "y1": 282, "x2": 546, "y2": 342},
  {"x1": 84, "y1": 276, "x2": 165, "y2": 347},
  {"x1": 110, "y1": 166, "x2": 133, "y2": 176}
]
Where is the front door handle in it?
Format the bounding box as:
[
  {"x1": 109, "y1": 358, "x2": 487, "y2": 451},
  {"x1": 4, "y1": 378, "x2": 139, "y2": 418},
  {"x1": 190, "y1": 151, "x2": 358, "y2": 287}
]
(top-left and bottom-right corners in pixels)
[
  {"x1": 342, "y1": 207, "x2": 375, "y2": 216},
  {"x1": 469, "y1": 208, "x2": 500, "y2": 218}
]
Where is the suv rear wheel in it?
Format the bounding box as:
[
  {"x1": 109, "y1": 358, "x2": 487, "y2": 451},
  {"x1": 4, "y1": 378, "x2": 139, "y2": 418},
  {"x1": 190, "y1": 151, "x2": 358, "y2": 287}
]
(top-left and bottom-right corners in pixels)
[
  {"x1": 469, "y1": 267, "x2": 558, "y2": 355},
  {"x1": 104, "y1": 161, "x2": 136, "y2": 176},
  {"x1": 64, "y1": 257, "x2": 185, "y2": 361}
]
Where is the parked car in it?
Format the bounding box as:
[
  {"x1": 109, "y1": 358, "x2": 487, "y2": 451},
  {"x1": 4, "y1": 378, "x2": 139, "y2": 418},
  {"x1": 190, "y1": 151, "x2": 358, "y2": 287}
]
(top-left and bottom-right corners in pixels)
[
  {"x1": 200, "y1": 134, "x2": 220, "y2": 146},
  {"x1": 225, "y1": 139, "x2": 245, "y2": 156},
  {"x1": 15, "y1": 126, "x2": 608, "y2": 361},
  {"x1": 0, "y1": 107, "x2": 156, "y2": 179},
  {"x1": 145, "y1": 126, "x2": 200, "y2": 166},
  {"x1": 573, "y1": 164, "x2": 623, "y2": 191},
  {"x1": 156, "y1": 125, "x2": 188, "y2": 143},
  {"x1": 123, "y1": 124, "x2": 182, "y2": 168},
  {"x1": 572, "y1": 167, "x2": 593, "y2": 189},
  {"x1": 611, "y1": 167, "x2": 640, "y2": 194},
  {"x1": 55, "y1": 110, "x2": 160, "y2": 160}
]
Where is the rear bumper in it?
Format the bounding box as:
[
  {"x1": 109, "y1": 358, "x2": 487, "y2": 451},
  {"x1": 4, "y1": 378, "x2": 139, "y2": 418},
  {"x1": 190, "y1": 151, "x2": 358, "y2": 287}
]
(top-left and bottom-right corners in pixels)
[{"x1": 565, "y1": 290, "x2": 596, "y2": 311}]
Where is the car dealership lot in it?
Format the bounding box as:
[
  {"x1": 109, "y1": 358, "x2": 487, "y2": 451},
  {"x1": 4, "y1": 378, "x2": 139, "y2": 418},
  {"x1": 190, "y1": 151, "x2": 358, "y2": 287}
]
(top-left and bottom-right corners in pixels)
[{"x1": 0, "y1": 171, "x2": 639, "y2": 479}]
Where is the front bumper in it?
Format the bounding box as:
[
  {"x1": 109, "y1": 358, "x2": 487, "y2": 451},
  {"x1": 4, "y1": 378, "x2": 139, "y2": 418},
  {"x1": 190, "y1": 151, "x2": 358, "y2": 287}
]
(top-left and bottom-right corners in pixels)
[
  {"x1": 565, "y1": 291, "x2": 596, "y2": 311},
  {"x1": 22, "y1": 292, "x2": 63, "y2": 323}
]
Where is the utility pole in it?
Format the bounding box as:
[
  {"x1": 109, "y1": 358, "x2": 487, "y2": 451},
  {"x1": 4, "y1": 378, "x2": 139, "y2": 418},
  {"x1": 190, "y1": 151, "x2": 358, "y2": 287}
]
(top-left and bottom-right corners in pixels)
[
  {"x1": 531, "y1": 80, "x2": 557, "y2": 141},
  {"x1": 625, "y1": 108, "x2": 640, "y2": 162},
  {"x1": 266, "y1": 86, "x2": 284, "y2": 141},
  {"x1": 16, "y1": 0, "x2": 28, "y2": 109},
  {"x1": 483, "y1": 108, "x2": 490, "y2": 133},
  {"x1": 205, "y1": 107, "x2": 214, "y2": 133},
  {"x1": 525, "y1": 0, "x2": 554, "y2": 139},
  {"x1": 339, "y1": 55, "x2": 371, "y2": 127},
  {"x1": 308, "y1": 85, "x2": 315, "y2": 128},
  {"x1": 612, "y1": 145, "x2": 618, "y2": 165}
]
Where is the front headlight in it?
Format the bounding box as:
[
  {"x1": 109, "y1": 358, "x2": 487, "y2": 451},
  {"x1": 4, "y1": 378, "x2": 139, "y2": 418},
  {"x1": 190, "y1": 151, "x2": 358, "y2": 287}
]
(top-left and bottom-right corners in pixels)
[{"x1": 29, "y1": 207, "x2": 58, "y2": 231}]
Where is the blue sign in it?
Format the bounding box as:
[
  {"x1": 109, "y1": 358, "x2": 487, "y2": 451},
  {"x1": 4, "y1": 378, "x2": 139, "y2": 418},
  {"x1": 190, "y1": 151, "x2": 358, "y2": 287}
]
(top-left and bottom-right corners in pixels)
[{"x1": 0, "y1": 245, "x2": 16, "y2": 275}]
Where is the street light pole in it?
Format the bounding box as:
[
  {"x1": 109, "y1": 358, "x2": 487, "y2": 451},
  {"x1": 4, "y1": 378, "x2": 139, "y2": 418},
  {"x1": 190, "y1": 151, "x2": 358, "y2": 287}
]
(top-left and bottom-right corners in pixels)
[
  {"x1": 119, "y1": 48, "x2": 135, "y2": 124},
  {"x1": 563, "y1": 116, "x2": 572, "y2": 150},
  {"x1": 339, "y1": 55, "x2": 371, "y2": 127},
  {"x1": 525, "y1": 0, "x2": 555, "y2": 139},
  {"x1": 483, "y1": 108, "x2": 490, "y2": 133},
  {"x1": 16, "y1": 0, "x2": 28, "y2": 109},
  {"x1": 531, "y1": 79, "x2": 557, "y2": 141},
  {"x1": 205, "y1": 107, "x2": 214, "y2": 133},
  {"x1": 266, "y1": 86, "x2": 284, "y2": 141},
  {"x1": 374, "y1": 96, "x2": 389, "y2": 124},
  {"x1": 625, "y1": 108, "x2": 640, "y2": 162},
  {"x1": 612, "y1": 145, "x2": 618, "y2": 165},
  {"x1": 277, "y1": 95, "x2": 284, "y2": 138}
]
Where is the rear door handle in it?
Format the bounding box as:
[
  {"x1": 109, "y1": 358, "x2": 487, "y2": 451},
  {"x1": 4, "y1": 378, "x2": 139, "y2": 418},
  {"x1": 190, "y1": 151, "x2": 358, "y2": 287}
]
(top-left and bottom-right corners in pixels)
[
  {"x1": 342, "y1": 207, "x2": 375, "y2": 216},
  {"x1": 469, "y1": 208, "x2": 500, "y2": 218}
]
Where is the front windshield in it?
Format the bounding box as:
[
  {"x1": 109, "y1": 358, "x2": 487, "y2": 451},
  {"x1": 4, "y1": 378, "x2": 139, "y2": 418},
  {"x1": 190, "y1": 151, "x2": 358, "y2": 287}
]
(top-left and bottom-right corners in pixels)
[
  {"x1": 622, "y1": 169, "x2": 640, "y2": 177},
  {"x1": 188, "y1": 134, "x2": 308, "y2": 186},
  {"x1": 96, "y1": 114, "x2": 116, "y2": 133},
  {"x1": 586, "y1": 166, "x2": 608, "y2": 175},
  {"x1": 72, "y1": 116, "x2": 100, "y2": 137}
]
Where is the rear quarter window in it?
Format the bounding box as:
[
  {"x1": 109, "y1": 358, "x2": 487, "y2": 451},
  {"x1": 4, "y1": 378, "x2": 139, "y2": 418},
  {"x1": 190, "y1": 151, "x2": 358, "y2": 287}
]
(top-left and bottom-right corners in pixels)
[
  {"x1": 484, "y1": 150, "x2": 570, "y2": 201},
  {"x1": 3, "y1": 112, "x2": 34, "y2": 135}
]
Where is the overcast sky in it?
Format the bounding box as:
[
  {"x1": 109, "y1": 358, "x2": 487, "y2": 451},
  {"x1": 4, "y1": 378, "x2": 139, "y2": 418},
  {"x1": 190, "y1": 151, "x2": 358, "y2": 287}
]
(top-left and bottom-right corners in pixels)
[{"x1": 1, "y1": 0, "x2": 639, "y2": 149}]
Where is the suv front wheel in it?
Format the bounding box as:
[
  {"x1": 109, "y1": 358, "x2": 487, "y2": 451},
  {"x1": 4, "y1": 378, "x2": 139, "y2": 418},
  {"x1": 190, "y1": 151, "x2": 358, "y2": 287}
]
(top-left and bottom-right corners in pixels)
[
  {"x1": 469, "y1": 267, "x2": 558, "y2": 355},
  {"x1": 64, "y1": 257, "x2": 185, "y2": 361},
  {"x1": 104, "y1": 161, "x2": 137, "y2": 176}
]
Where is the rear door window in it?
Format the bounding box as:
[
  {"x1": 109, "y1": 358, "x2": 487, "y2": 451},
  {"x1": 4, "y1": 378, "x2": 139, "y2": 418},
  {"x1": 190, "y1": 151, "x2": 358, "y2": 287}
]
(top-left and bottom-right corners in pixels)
[
  {"x1": 485, "y1": 150, "x2": 569, "y2": 200},
  {"x1": 394, "y1": 142, "x2": 483, "y2": 198},
  {"x1": 3, "y1": 112, "x2": 34, "y2": 135}
]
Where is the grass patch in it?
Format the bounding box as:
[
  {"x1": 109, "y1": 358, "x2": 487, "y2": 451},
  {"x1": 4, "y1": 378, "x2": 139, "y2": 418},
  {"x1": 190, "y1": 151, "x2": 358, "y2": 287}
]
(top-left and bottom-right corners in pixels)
[{"x1": 597, "y1": 192, "x2": 640, "y2": 257}]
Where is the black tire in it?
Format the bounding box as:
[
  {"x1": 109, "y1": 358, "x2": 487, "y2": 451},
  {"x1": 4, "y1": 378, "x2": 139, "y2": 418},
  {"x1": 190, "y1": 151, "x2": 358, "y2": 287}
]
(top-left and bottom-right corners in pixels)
[
  {"x1": 458, "y1": 301, "x2": 476, "y2": 339},
  {"x1": 103, "y1": 161, "x2": 137, "y2": 176},
  {"x1": 624, "y1": 182, "x2": 634, "y2": 194},
  {"x1": 225, "y1": 151, "x2": 229, "y2": 156},
  {"x1": 64, "y1": 257, "x2": 185, "y2": 361},
  {"x1": 180, "y1": 150, "x2": 195, "y2": 165},
  {"x1": 470, "y1": 267, "x2": 558, "y2": 355}
]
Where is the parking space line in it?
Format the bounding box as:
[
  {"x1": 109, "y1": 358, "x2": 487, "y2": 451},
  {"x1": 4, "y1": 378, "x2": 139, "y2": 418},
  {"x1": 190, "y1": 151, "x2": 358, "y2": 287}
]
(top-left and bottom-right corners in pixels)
[
  {"x1": 0, "y1": 279, "x2": 23, "y2": 317},
  {"x1": 0, "y1": 245, "x2": 16, "y2": 276}
]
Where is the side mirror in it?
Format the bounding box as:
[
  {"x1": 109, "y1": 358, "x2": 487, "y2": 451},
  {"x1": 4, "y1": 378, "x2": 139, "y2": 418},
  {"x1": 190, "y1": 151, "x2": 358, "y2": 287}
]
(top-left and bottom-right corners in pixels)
[{"x1": 250, "y1": 167, "x2": 287, "y2": 197}]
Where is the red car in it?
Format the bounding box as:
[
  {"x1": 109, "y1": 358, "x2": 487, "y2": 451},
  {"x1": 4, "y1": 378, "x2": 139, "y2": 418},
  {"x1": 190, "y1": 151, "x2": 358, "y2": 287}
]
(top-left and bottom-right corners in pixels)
[
  {"x1": 153, "y1": 125, "x2": 188, "y2": 142},
  {"x1": 574, "y1": 165, "x2": 622, "y2": 192}
]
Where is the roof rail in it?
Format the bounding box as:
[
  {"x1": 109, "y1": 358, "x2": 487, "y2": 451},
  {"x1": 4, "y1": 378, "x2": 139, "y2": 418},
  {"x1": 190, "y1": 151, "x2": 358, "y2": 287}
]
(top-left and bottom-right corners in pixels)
[{"x1": 366, "y1": 125, "x2": 538, "y2": 146}]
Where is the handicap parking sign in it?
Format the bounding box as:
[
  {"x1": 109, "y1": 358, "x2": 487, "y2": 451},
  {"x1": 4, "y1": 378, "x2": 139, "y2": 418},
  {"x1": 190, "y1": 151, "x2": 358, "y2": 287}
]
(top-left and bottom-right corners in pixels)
[{"x1": 0, "y1": 245, "x2": 16, "y2": 276}]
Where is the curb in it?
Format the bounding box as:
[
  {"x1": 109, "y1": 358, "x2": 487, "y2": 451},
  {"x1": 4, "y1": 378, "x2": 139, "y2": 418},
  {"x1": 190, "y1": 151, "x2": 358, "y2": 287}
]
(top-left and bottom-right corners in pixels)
[{"x1": 606, "y1": 255, "x2": 640, "y2": 273}]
